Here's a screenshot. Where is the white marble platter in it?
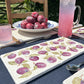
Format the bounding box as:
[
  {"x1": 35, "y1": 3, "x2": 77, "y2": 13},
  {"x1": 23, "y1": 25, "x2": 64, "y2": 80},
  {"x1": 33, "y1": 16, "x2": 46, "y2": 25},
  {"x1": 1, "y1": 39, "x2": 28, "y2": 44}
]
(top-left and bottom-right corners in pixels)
[
  {"x1": 1, "y1": 37, "x2": 84, "y2": 84},
  {"x1": 63, "y1": 68, "x2": 84, "y2": 84}
]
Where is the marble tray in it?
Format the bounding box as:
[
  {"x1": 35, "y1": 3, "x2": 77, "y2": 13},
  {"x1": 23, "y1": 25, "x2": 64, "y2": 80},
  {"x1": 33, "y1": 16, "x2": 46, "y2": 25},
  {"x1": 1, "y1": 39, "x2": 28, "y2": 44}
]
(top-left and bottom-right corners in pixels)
[
  {"x1": 72, "y1": 27, "x2": 84, "y2": 39},
  {"x1": 1, "y1": 37, "x2": 84, "y2": 84},
  {"x1": 63, "y1": 68, "x2": 84, "y2": 84}
]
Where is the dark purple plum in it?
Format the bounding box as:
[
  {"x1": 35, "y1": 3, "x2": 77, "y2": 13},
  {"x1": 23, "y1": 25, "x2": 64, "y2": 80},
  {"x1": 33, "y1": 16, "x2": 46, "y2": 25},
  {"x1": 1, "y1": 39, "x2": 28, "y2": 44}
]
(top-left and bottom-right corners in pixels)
[
  {"x1": 53, "y1": 41, "x2": 59, "y2": 44},
  {"x1": 35, "y1": 62, "x2": 46, "y2": 68},
  {"x1": 76, "y1": 45, "x2": 83, "y2": 49},
  {"x1": 17, "y1": 67, "x2": 29, "y2": 75},
  {"x1": 15, "y1": 57, "x2": 24, "y2": 64},
  {"x1": 59, "y1": 46, "x2": 66, "y2": 50},
  {"x1": 62, "y1": 52, "x2": 71, "y2": 56},
  {"x1": 29, "y1": 56, "x2": 39, "y2": 61},
  {"x1": 21, "y1": 50, "x2": 30, "y2": 55},
  {"x1": 57, "y1": 39, "x2": 64, "y2": 42},
  {"x1": 68, "y1": 41, "x2": 76, "y2": 44},
  {"x1": 40, "y1": 43, "x2": 48, "y2": 46},
  {"x1": 8, "y1": 53, "x2": 16, "y2": 59},
  {"x1": 70, "y1": 48, "x2": 78, "y2": 52},
  {"x1": 38, "y1": 50, "x2": 47, "y2": 54},
  {"x1": 32, "y1": 46, "x2": 40, "y2": 50},
  {"x1": 47, "y1": 57, "x2": 57, "y2": 63},
  {"x1": 50, "y1": 47, "x2": 57, "y2": 51}
]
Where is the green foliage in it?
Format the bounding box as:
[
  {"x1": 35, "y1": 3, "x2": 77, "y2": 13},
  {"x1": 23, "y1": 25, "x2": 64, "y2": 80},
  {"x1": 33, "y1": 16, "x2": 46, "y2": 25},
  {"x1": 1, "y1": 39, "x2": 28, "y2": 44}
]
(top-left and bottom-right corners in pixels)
[
  {"x1": 48, "y1": 0, "x2": 59, "y2": 22},
  {"x1": 0, "y1": 0, "x2": 84, "y2": 25},
  {"x1": 23, "y1": 0, "x2": 35, "y2": 12}
]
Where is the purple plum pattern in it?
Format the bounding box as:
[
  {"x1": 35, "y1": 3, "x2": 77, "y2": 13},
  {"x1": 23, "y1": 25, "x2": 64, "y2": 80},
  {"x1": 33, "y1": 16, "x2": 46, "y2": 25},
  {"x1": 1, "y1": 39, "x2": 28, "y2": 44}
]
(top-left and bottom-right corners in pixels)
[
  {"x1": 49, "y1": 47, "x2": 57, "y2": 51},
  {"x1": 72, "y1": 74, "x2": 84, "y2": 84},
  {"x1": 47, "y1": 57, "x2": 57, "y2": 63},
  {"x1": 73, "y1": 27, "x2": 84, "y2": 37},
  {"x1": 62, "y1": 52, "x2": 71, "y2": 56},
  {"x1": 2, "y1": 37, "x2": 84, "y2": 80},
  {"x1": 76, "y1": 45, "x2": 83, "y2": 49},
  {"x1": 69, "y1": 48, "x2": 78, "y2": 52},
  {"x1": 17, "y1": 67, "x2": 29, "y2": 75},
  {"x1": 59, "y1": 46, "x2": 66, "y2": 50},
  {"x1": 38, "y1": 50, "x2": 47, "y2": 54},
  {"x1": 8, "y1": 53, "x2": 16, "y2": 59},
  {"x1": 21, "y1": 50, "x2": 30, "y2": 55},
  {"x1": 15, "y1": 57, "x2": 24, "y2": 64},
  {"x1": 32, "y1": 46, "x2": 40, "y2": 50},
  {"x1": 40, "y1": 42, "x2": 48, "y2": 46},
  {"x1": 35, "y1": 62, "x2": 46, "y2": 68},
  {"x1": 29, "y1": 56, "x2": 39, "y2": 61}
]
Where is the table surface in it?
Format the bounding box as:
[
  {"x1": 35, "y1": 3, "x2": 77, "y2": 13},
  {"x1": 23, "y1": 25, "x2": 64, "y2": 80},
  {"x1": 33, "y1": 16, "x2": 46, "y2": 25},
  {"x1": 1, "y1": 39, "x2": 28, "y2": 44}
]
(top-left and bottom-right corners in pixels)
[{"x1": 0, "y1": 34, "x2": 84, "y2": 84}]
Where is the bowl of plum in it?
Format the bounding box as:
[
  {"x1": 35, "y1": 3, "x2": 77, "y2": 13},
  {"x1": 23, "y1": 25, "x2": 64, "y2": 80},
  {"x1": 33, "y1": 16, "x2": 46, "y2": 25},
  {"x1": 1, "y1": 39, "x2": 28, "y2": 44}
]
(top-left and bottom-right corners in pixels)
[{"x1": 12, "y1": 12, "x2": 58, "y2": 32}]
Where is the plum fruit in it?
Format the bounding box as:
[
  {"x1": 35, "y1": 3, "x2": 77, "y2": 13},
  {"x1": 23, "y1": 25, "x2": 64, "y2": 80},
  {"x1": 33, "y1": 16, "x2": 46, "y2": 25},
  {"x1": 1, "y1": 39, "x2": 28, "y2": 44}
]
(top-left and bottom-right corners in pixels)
[
  {"x1": 37, "y1": 15, "x2": 45, "y2": 23},
  {"x1": 34, "y1": 22, "x2": 43, "y2": 29},
  {"x1": 26, "y1": 23, "x2": 34, "y2": 29},
  {"x1": 26, "y1": 16, "x2": 36, "y2": 24},
  {"x1": 31, "y1": 12, "x2": 39, "y2": 18},
  {"x1": 41, "y1": 22, "x2": 47, "y2": 28},
  {"x1": 21, "y1": 20, "x2": 28, "y2": 28}
]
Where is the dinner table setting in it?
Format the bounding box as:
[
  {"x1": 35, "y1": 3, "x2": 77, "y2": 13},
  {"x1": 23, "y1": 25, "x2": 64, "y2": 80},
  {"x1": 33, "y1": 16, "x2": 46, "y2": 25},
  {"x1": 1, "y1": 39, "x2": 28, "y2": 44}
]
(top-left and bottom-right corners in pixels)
[{"x1": 0, "y1": 0, "x2": 84, "y2": 84}]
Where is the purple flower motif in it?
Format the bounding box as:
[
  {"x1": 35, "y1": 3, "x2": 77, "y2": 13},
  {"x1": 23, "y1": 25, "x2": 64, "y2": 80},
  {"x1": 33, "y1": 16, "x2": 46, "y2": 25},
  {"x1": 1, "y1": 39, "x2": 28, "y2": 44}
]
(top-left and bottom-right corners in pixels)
[
  {"x1": 70, "y1": 48, "x2": 78, "y2": 52},
  {"x1": 53, "y1": 41, "x2": 59, "y2": 44},
  {"x1": 35, "y1": 62, "x2": 46, "y2": 68},
  {"x1": 59, "y1": 46, "x2": 66, "y2": 49},
  {"x1": 32, "y1": 46, "x2": 40, "y2": 50},
  {"x1": 22, "y1": 50, "x2": 30, "y2": 55},
  {"x1": 47, "y1": 57, "x2": 57, "y2": 63},
  {"x1": 17, "y1": 67, "x2": 29, "y2": 74},
  {"x1": 8, "y1": 53, "x2": 16, "y2": 59},
  {"x1": 76, "y1": 45, "x2": 83, "y2": 49},
  {"x1": 29, "y1": 56, "x2": 39, "y2": 61},
  {"x1": 62, "y1": 52, "x2": 71, "y2": 56},
  {"x1": 40, "y1": 43, "x2": 48, "y2": 46},
  {"x1": 15, "y1": 57, "x2": 24, "y2": 64},
  {"x1": 50, "y1": 47, "x2": 57, "y2": 51},
  {"x1": 38, "y1": 50, "x2": 47, "y2": 54}
]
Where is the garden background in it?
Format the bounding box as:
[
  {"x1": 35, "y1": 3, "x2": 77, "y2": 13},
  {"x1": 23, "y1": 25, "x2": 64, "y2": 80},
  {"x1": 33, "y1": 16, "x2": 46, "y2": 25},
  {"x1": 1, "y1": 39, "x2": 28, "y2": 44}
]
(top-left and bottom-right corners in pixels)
[{"x1": 0, "y1": 0, "x2": 84, "y2": 25}]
